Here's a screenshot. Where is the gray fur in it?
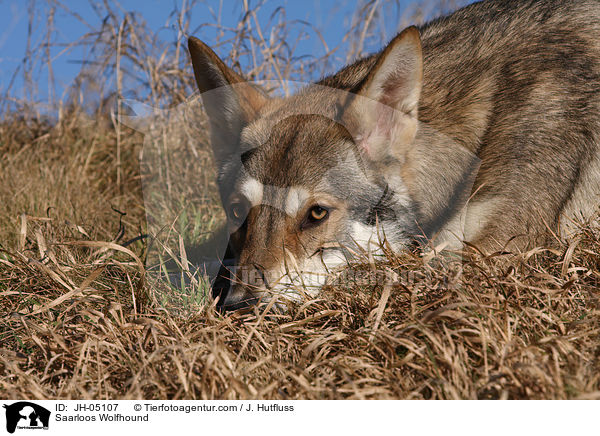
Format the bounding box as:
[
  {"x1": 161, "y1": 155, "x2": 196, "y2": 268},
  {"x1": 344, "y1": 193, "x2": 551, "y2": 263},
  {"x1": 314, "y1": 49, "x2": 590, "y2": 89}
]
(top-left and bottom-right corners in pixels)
[{"x1": 188, "y1": 0, "x2": 600, "y2": 308}]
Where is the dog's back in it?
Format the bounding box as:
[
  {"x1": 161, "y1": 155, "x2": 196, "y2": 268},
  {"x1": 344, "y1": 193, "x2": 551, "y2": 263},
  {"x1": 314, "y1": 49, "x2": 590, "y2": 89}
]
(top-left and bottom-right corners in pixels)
[
  {"x1": 188, "y1": 0, "x2": 600, "y2": 308},
  {"x1": 322, "y1": 0, "x2": 600, "y2": 249},
  {"x1": 426, "y1": 0, "x2": 600, "y2": 246}
]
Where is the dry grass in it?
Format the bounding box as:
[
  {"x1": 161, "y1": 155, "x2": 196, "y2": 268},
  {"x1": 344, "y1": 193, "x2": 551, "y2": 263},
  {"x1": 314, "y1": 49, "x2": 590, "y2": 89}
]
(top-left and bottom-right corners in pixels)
[
  {"x1": 1, "y1": 212, "x2": 599, "y2": 399},
  {"x1": 1, "y1": 0, "x2": 599, "y2": 400}
]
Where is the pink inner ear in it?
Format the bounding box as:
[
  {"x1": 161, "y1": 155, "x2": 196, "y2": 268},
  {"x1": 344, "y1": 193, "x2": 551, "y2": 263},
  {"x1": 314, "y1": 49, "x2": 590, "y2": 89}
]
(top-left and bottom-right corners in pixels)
[
  {"x1": 382, "y1": 70, "x2": 419, "y2": 114},
  {"x1": 376, "y1": 103, "x2": 396, "y2": 135},
  {"x1": 380, "y1": 76, "x2": 402, "y2": 107},
  {"x1": 356, "y1": 134, "x2": 371, "y2": 156},
  {"x1": 357, "y1": 102, "x2": 396, "y2": 159}
]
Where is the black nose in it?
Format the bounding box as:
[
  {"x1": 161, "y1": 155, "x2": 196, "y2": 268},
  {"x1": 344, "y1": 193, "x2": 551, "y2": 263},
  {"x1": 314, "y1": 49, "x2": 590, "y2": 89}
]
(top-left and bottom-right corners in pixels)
[
  {"x1": 219, "y1": 294, "x2": 260, "y2": 312},
  {"x1": 212, "y1": 262, "x2": 265, "y2": 312},
  {"x1": 212, "y1": 259, "x2": 234, "y2": 310}
]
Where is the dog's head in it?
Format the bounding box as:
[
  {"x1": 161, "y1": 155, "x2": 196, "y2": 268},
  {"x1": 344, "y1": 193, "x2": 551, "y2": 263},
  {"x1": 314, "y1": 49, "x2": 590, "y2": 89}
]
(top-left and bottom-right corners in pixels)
[{"x1": 188, "y1": 28, "x2": 423, "y2": 310}]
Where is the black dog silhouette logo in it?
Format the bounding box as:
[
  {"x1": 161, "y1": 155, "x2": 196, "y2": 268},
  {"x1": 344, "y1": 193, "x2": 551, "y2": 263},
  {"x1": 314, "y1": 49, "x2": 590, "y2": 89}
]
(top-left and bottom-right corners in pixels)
[{"x1": 3, "y1": 402, "x2": 50, "y2": 433}]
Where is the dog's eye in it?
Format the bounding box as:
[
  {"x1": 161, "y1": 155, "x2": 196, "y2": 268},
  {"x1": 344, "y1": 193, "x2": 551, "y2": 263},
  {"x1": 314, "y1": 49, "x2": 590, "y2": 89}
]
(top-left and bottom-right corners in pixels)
[
  {"x1": 310, "y1": 206, "x2": 328, "y2": 221},
  {"x1": 303, "y1": 206, "x2": 329, "y2": 228},
  {"x1": 229, "y1": 202, "x2": 245, "y2": 222}
]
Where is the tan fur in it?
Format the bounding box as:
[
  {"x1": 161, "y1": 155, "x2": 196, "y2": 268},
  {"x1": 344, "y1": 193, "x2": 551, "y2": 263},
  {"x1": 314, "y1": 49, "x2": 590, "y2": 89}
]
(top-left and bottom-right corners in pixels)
[{"x1": 189, "y1": 0, "x2": 600, "y2": 308}]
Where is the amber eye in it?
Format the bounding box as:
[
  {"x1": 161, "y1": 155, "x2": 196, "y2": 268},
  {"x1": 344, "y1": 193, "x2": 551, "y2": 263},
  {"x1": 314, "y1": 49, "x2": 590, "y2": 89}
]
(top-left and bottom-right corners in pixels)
[
  {"x1": 230, "y1": 202, "x2": 245, "y2": 222},
  {"x1": 302, "y1": 205, "x2": 329, "y2": 230},
  {"x1": 310, "y1": 206, "x2": 328, "y2": 221}
]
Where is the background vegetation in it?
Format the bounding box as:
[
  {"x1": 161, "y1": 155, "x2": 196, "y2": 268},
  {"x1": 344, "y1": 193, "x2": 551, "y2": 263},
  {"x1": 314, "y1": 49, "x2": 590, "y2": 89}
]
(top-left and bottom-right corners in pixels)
[{"x1": 1, "y1": 0, "x2": 599, "y2": 399}]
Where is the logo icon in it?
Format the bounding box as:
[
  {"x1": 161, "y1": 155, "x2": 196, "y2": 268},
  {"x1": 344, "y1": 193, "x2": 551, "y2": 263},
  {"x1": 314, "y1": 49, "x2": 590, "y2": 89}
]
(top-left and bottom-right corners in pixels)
[{"x1": 3, "y1": 402, "x2": 50, "y2": 434}]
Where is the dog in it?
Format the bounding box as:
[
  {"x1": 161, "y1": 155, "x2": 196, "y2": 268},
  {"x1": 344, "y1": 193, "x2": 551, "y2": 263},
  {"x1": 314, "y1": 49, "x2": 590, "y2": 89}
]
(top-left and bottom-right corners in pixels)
[{"x1": 187, "y1": 0, "x2": 600, "y2": 310}]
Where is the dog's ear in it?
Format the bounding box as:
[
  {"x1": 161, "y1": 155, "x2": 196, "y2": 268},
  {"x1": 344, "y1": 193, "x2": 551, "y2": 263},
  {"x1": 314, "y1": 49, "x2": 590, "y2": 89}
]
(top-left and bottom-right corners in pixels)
[
  {"x1": 188, "y1": 37, "x2": 268, "y2": 164},
  {"x1": 352, "y1": 26, "x2": 422, "y2": 161}
]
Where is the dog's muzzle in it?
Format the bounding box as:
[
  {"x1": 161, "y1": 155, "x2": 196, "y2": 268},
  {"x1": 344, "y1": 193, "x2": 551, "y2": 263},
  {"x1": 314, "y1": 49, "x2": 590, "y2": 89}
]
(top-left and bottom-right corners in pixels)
[{"x1": 212, "y1": 260, "x2": 262, "y2": 311}]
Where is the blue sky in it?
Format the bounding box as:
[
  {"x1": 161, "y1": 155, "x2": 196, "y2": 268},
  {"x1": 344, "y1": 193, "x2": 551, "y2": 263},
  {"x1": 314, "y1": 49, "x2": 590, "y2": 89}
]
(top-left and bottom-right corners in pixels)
[{"x1": 0, "y1": 0, "x2": 464, "y2": 107}]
